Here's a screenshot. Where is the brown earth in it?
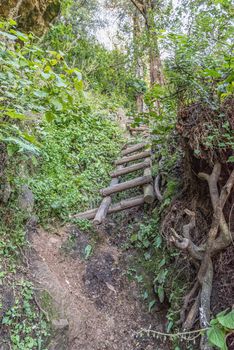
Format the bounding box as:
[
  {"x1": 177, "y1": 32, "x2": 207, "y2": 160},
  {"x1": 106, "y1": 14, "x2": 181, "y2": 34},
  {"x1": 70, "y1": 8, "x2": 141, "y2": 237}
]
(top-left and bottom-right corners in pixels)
[{"x1": 29, "y1": 216, "x2": 170, "y2": 350}]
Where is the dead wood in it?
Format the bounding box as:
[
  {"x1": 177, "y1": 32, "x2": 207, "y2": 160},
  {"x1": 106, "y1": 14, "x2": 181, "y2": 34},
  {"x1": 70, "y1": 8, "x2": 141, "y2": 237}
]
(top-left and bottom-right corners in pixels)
[
  {"x1": 143, "y1": 167, "x2": 155, "y2": 204},
  {"x1": 129, "y1": 126, "x2": 149, "y2": 132},
  {"x1": 94, "y1": 166, "x2": 122, "y2": 225},
  {"x1": 72, "y1": 195, "x2": 145, "y2": 220},
  {"x1": 115, "y1": 150, "x2": 151, "y2": 165},
  {"x1": 121, "y1": 143, "x2": 148, "y2": 156},
  {"x1": 100, "y1": 175, "x2": 152, "y2": 197},
  {"x1": 110, "y1": 159, "x2": 151, "y2": 177}
]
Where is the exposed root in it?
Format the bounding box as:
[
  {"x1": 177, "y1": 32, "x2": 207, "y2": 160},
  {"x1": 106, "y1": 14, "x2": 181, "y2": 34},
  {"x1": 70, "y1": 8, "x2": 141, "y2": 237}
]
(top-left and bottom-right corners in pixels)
[
  {"x1": 154, "y1": 174, "x2": 163, "y2": 201},
  {"x1": 170, "y1": 163, "x2": 234, "y2": 349},
  {"x1": 177, "y1": 281, "x2": 199, "y2": 326},
  {"x1": 183, "y1": 291, "x2": 200, "y2": 330}
]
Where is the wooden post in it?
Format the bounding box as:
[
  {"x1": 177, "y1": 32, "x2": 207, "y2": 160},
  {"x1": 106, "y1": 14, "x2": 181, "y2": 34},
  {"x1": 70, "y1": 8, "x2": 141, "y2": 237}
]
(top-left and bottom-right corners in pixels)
[
  {"x1": 100, "y1": 175, "x2": 152, "y2": 197},
  {"x1": 110, "y1": 159, "x2": 151, "y2": 178},
  {"x1": 143, "y1": 168, "x2": 155, "y2": 203},
  {"x1": 115, "y1": 150, "x2": 151, "y2": 166},
  {"x1": 93, "y1": 166, "x2": 122, "y2": 225},
  {"x1": 72, "y1": 195, "x2": 145, "y2": 220}
]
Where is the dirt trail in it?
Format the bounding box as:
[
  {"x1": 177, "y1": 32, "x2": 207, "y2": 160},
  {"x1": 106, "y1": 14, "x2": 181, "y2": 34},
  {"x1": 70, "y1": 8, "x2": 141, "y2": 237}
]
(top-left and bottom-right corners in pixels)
[{"x1": 30, "y1": 217, "x2": 169, "y2": 350}]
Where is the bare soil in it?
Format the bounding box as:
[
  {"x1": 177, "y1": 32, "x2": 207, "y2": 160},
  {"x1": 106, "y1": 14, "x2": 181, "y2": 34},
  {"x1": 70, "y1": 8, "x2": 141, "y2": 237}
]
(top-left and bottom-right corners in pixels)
[{"x1": 29, "y1": 213, "x2": 170, "y2": 350}]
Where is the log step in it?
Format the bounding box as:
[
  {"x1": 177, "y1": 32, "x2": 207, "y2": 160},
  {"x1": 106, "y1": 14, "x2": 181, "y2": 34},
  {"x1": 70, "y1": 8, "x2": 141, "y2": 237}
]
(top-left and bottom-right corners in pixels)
[
  {"x1": 72, "y1": 195, "x2": 145, "y2": 221},
  {"x1": 115, "y1": 150, "x2": 151, "y2": 166},
  {"x1": 110, "y1": 159, "x2": 151, "y2": 178},
  {"x1": 122, "y1": 143, "x2": 148, "y2": 156},
  {"x1": 129, "y1": 126, "x2": 149, "y2": 132},
  {"x1": 143, "y1": 167, "x2": 155, "y2": 204},
  {"x1": 93, "y1": 165, "x2": 122, "y2": 225},
  {"x1": 100, "y1": 175, "x2": 152, "y2": 197}
]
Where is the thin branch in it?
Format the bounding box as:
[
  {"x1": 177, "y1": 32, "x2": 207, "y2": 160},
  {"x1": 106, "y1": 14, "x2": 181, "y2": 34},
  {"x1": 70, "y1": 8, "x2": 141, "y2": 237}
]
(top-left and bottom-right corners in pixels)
[{"x1": 130, "y1": 0, "x2": 146, "y2": 19}]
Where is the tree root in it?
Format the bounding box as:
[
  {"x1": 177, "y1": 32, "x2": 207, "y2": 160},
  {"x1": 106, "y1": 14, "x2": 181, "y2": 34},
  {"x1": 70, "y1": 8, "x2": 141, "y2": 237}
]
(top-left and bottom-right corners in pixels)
[
  {"x1": 171, "y1": 163, "x2": 234, "y2": 349},
  {"x1": 154, "y1": 174, "x2": 163, "y2": 201}
]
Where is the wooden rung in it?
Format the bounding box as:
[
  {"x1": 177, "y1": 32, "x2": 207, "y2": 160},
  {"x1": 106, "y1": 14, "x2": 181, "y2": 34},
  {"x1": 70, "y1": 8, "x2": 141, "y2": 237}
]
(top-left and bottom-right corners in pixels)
[
  {"x1": 129, "y1": 126, "x2": 148, "y2": 132},
  {"x1": 143, "y1": 168, "x2": 155, "y2": 204},
  {"x1": 122, "y1": 143, "x2": 147, "y2": 156},
  {"x1": 110, "y1": 159, "x2": 151, "y2": 178},
  {"x1": 108, "y1": 195, "x2": 145, "y2": 214},
  {"x1": 115, "y1": 150, "x2": 151, "y2": 166},
  {"x1": 100, "y1": 175, "x2": 152, "y2": 197},
  {"x1": 71, "y1": 207, "x2": 97, "y2": 220},
  {"x1": 72, "y1": 195, "x2": 145, "y2": 221}
]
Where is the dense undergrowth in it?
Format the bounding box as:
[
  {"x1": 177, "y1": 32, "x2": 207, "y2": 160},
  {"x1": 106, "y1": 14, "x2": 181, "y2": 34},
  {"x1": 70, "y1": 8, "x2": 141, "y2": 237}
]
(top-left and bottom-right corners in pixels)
[{"x1": 0, "y1": 20, "x2": 124, "y2": 348}]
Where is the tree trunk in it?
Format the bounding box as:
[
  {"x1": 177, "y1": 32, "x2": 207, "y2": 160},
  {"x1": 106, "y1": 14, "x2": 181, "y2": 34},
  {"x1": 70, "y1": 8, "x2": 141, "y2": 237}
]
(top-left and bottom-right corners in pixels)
[
  {"x1": 133, "y1": 10, "x2": 144, "y2": 112},
  {"x1": 149, "y1": 47, "x2": 165, "y2": 86}
]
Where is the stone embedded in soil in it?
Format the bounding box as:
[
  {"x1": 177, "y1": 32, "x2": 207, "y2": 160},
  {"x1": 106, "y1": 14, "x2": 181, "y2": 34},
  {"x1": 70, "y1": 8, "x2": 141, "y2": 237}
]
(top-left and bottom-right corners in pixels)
[{"x1": 49, "y1": 319, "x2": 69, "y2": 350}]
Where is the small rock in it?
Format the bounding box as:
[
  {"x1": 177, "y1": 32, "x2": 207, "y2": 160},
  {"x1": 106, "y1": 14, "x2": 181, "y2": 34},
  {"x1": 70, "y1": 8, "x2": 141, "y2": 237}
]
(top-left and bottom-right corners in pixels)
[
  {"x1": 18, "y1": 185, "x2": 34, "y2": 213},
  {"x1": 49, "y1": 319, "x2": 69, "y2": 350}
]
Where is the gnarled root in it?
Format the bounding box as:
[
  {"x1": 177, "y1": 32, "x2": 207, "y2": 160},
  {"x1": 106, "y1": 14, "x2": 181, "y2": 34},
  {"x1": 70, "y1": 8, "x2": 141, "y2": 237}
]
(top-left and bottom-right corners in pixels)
[{"x1": 171, "y1": 163, "x2": 234, "y2": 349}]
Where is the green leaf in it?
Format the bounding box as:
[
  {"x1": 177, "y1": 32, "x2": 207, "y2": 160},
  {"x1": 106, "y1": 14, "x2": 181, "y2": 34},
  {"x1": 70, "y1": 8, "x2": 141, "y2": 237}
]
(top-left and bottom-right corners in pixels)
[
  {"x1": 227, "y1": 156, "x2": 234, "y2": 163},
  {"x1": 130, "y1": 234, "x2": 138, "y2": 242},
  {"x1": 0, "y1": 30, "x2": 17, "y2": 40},
  {"x1": 84, "y1": 245, "x2": 92, "y2": 259},
  {"x1": 5, "y1": 110, "x2": 26, "y2": 120},
  {"x1": 207, "y1": 325, "x2": 227, "y2": 350},
  {"x1": 158, "y1": 285, "x2": 165, "y2": 303},
  {"x1": 51, "y1": 98, "x2": 63, "y2": 111},
  {"x1": 148, "y1": 300, "x2": 156, "y2": 312},
  {"x1": 41, "y1": 72, "x2": 51, "y2": 80},
  {"x1": 217, "y1": 311, "x2": 234, "y2": 329},
  {"x1": 10, "y1": 29, "x2": 29, "y2": 42},
  {"x1": 56, "y1": 76, "x2": 67, "y2": 88},
  {"x1": 45, "y1": 111, "x2": 55, "y2": 122},
  {"x1": 33, "y1": 90, "x2": 48, "y2": 98}
]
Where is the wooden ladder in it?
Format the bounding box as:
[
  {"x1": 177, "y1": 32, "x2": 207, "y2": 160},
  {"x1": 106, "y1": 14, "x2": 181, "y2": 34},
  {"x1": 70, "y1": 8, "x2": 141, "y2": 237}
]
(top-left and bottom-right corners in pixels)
[{"x1": 72, "y1": 123, "x2": 154, "y2": 224}]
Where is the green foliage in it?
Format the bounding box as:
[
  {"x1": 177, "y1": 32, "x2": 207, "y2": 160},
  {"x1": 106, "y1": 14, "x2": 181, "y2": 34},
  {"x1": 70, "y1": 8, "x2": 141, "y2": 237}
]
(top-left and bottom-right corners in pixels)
[
  {"x1": 2, "y1": 280, "x2": 49, "y2": 350},
  {"x1": 207, "y1": 310, "x2": 234, "y2": 350},
  {"x1": 0, "y1": 20, "x2": 123, "y2": 221},
  {"x1": 0, "y1": 20, "x2": 83, "y2": 152},
  {"x1": 43, "y1": 20, "x2": 137, "y2": 108},
  {"x1": 28, "y1": 107, "x2": 122, "y2": 220},
  {"x1": 127, "y1": 214, "x2": 185, "y2": 324}
]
